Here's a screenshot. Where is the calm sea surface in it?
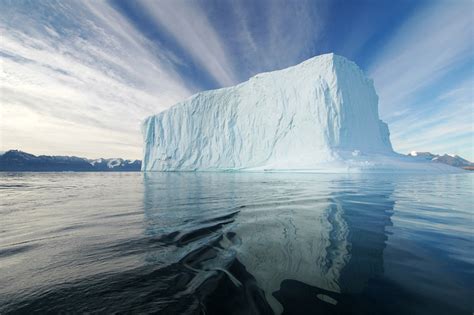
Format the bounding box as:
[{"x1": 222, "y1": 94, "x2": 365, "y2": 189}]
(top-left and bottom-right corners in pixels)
[{"x1": 0, "y1": 172, "x2": 472, "y2": 314}]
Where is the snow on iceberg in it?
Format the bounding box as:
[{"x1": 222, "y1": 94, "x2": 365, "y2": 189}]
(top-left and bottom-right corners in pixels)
[{"x1": 142, "y1": 53, "x2": 460, "y2": 172}]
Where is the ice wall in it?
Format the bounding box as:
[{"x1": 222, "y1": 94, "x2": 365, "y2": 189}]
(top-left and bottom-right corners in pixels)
[{"x1": 142, "y1": 53, "x2": 395, "y2": 171}]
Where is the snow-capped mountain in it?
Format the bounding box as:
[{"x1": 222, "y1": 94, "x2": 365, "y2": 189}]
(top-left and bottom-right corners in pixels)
[
  {"x1": 408, "y1": 151, "x2": 473, "y2": 169},
  {"x1": 0, "y1": 150, "x2": 141, "y2": 172},
  {"x1": 88, "y1": 158, "x2": 141, "y2": 171},
  {"x1": 142, "y1": 53, "x2": 461, "y2": 172}
]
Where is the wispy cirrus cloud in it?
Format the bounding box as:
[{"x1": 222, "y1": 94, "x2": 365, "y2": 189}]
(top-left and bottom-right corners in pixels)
[
  {"x1": 0, "y1": 0, "x2": 192, "y2": 159},
  {"x1": 388, "y1": 78, "x2": 473, "y2": 159},
  {"x1": 1, "y1": 0, "x2": 328, "y2": 159},
  {"x1": 368, "y1": 1, "x2": 473, "y2": 159},
  {"x1": 228, "y1": 0, "x2": 327, "y2": 76},
  {"x1": 137, "y1": 0, "x2": 326, "y2": 85},
  {"x1": 369, "y1": 1, "x2": 473, "y2": 117},
  {"x1": 138, "y1": 0, "x2": 238, "y2": 87}
]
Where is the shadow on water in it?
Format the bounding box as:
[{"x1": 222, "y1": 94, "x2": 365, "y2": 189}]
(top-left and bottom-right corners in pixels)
[{"x1": 2, "y1": 173, "x2": 471, "y2": 314}]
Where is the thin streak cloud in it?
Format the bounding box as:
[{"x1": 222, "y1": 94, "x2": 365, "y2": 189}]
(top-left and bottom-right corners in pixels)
[
  {"x1": 369, "y1": 1, "x2": 473, "y2": 117},
  {"x1": 389, "y1": 78, "x2": 473, "y2": 159},
  {"x1": 0, "y1": 0, "x2": 192, "y2": 159},
  {"x1": 139, "y1": 0, "x2": 238, "y2": 87}
]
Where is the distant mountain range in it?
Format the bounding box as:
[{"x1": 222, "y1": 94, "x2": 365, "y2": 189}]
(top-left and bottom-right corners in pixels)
[
  {"x1": 407, "y1": 151, "x2": 473, "y2": 170},
  {"x1": 0, "y1": 149, "x2": 471, "y2": 172},
  {"x1": 0, "y1": 150, "x2": 141, "y2": 172}
]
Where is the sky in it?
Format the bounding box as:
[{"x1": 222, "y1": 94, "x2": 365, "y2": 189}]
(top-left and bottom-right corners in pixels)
[{"x1": 0, "y1": 0, "x2": 473, "y2": 160}]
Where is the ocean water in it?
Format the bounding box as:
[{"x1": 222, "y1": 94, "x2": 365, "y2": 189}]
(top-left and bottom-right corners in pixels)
[{"x1": 0, "y1": 172, "x2": 472, "y2": 314}]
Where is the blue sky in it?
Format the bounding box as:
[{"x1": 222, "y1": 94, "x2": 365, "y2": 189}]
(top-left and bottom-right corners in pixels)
[{"x1": 1, "y1": 0, "x2": 472, "y2": 160}]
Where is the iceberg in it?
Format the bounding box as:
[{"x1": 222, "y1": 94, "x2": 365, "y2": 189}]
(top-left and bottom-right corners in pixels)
[{"x1": 142, "y1": 53, "x2": 459, "y2": 172}]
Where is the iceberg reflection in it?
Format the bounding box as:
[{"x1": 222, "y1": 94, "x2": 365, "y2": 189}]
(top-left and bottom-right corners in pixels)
[{"x1": 142, "y1": 173, "x2": 395, "y2": 314}]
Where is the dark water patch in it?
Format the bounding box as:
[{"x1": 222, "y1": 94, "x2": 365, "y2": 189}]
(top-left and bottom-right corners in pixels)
[
  {"x1": 49, "y1": 222, "x2": 100, "y2": 234},
  {"x1": 0, "y1": 244, "x2": 38, "y2": 258},
  {"x1": 273, "y1": 276, "x2": 471, "y2": 315},
  {"x1": 100, "y1": 210, "x2": 144, "y2": 219},
  {"x1": 201, "y1": 258, "x2": 274, "y2": 315},
  {"x1": 201, "y1": 209, "x2": 242, "y2": 224},
  {"x1": 0, "y1": 184, "x2": 29, "y2": 189},
  {"x1": 1, "y1": 264, "x2": 196, "y2": 314},
  {"x1": 2, "y1": 230, "x2": 235, "y2": 314},
  {"x1": 176, "y1": 220, "x2": 235, "y2": 247}
]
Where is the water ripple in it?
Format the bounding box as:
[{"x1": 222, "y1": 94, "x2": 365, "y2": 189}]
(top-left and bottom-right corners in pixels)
[{"x1": 0, "y1": 172, "x2": 472, "y2": 314}]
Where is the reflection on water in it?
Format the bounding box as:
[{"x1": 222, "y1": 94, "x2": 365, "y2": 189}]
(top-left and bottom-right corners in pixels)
[{"x1": 0, "y1": 172, "x2": 472, "y2": 314}]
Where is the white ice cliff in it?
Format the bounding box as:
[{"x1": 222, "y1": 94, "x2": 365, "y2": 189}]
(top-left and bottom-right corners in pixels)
[{"x1": 142, "y1": 53, "x2": 459, "y2": 172}]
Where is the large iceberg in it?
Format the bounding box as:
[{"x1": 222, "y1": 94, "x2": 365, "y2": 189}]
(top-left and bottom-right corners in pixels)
[{"x1": 142, "y1": 53, "x2": 458, "y2": 172}]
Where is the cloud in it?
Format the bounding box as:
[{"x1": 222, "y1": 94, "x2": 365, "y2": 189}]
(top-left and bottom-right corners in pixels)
[
  {"x1": 1, "y1": 0, "x2": 328, "y2": 159},
  {"x1": 368, "y1": 1, "x2": 473, "y2": 160},
  {"x1": 369, "y1": 1, "x2": 473, "y2": 117},
  {"x1": 233, "y1": 0, "x2": 327, "y2": 74},
  {"x1": 1, "y1": 0, "x2": 471, "y2": 161},
  {"x1": 138, "y1": 0, "x2": 326, "y2": 84},
  {"x1": 388, "y1": 78, "x2": 473, "y2": 160},
  {"x1": 138, "y1": 0, "x2": 238, "y2": 87},
  {"x1": 0, "y1": 0, "x2": 193, "y2": 159},
  {"x1": 262, "y1": 0, "x2": 324, "y2": 67}
]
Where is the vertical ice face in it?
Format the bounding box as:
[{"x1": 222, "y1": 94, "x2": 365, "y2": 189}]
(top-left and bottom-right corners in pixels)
[{"x1": 142, "y1": 53, "x2": 394, "y2": 171}]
